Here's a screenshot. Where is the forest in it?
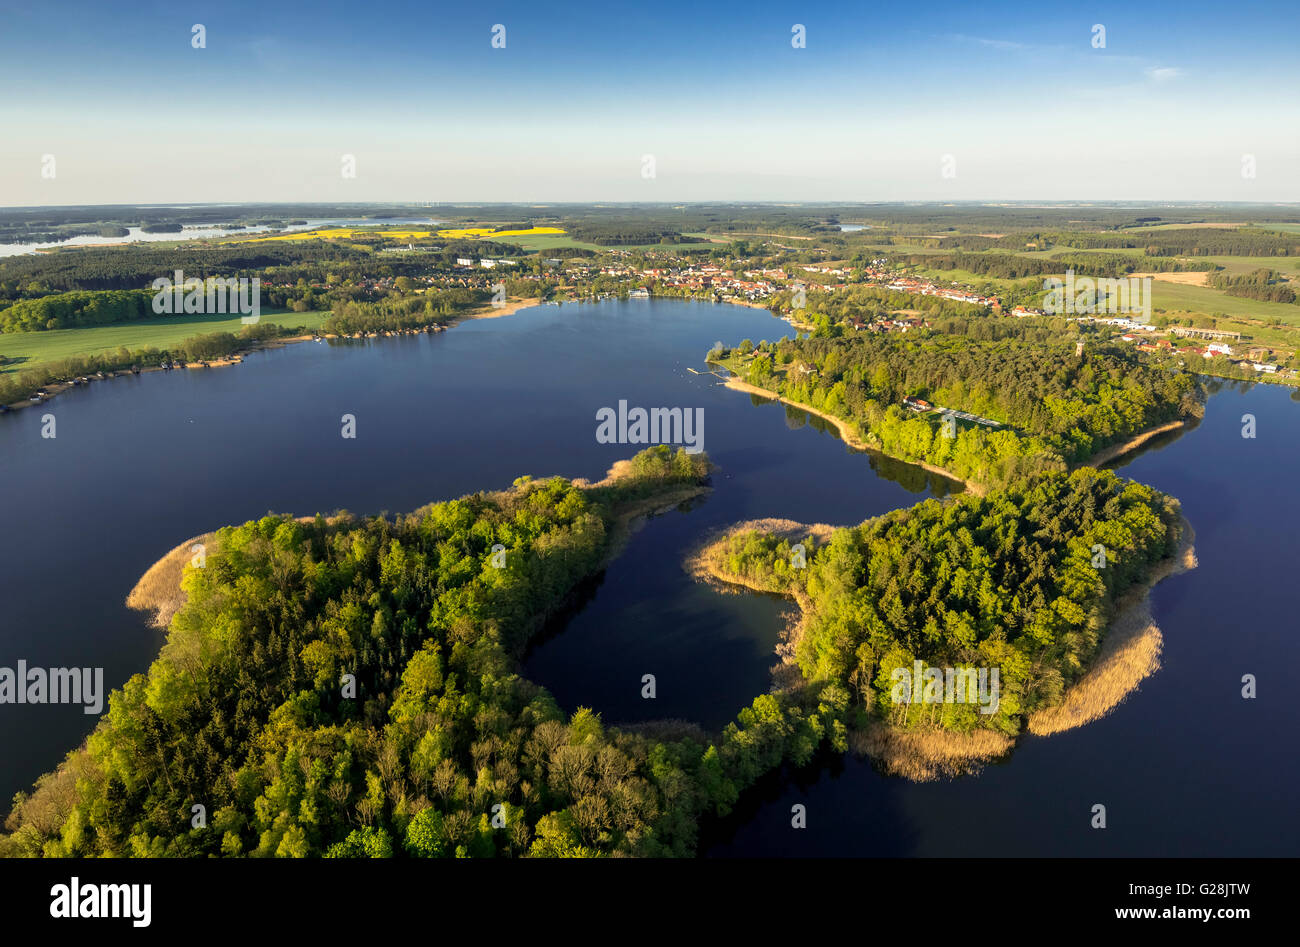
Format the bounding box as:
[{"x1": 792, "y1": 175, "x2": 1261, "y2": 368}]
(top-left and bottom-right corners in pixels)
[
  {"x1": 322, "y1": 289, "x2": 491, "y2": 335},
  {"x1": 706, "y1": 467, "x2": 1182, "y2": 735},
  {"x1": 0, "y1": 289, "x2": 155, "y2": 333},
  {"x1": 2, "y1": 447, "x2": 842, "y2": 858},
  {"x1": 563, "y1": 223, "x2": 701, "y2": 246},
  {"x1": 0, "y1": 239, "x2": 520, "y2": 300},
  {"x1": 710, "y1": 321, "x2": 1202, "y2": 489},
  {"x1": 1208, "y1": 268, "x2": 1298, "y2": 304},
  {"x1": 898, "y1": 251, "x2": 1213, "y2": 280}
]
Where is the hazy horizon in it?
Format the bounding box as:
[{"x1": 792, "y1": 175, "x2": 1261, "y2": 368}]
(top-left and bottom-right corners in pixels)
[{"x1": 3, "y1": 199, "x2": 1299, "y2": 212}]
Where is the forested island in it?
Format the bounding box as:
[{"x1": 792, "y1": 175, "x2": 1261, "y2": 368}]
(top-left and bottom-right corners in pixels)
[
  {"x1": 691, "y1": 468, "x2": 1189, "y2": 777},
  {"x1": 2, "y1": 447, "x2": 844, "y2": 858}
]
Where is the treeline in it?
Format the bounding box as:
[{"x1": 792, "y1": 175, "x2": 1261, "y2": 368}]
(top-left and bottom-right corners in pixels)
[
  {"x1": 0, "y1": 322, "x2": 310, "y2": 405},
  {"x1": 1208, "y1": 267, "x2": 1297, "y2": 303},
  {"x1": 2, "y1": 447, "x2": 845, "y2": 857},
  {"x1": 564, "y1": 224, "x2": 701, "y2": 246},
  {"x1": 322, "y1": 288, "x2": 489, "y2": 335},
  {"x1": 1060, "y1": 226, "x2": 1300, "y2": 257},
  {"x1": 0, "y1": 239, "x2": 521, "y2": 299},
  {"x1": 0, "y1": 244, "x2": 371, "y2": 296},
  {"x1": 711, "y1": 325, "x2": 1201, "y2": 489},
  {"x1": 903, "y1": 227, "x2": 1300, "y2": 259},
  {"x1": 712, "y1": 468, "x2": 1181, "y2": 734},
  {"x1": 1131, "y1": 227, "x2": 1300, "y2": 257},
  {"x1": 0, "y1": 290, "x2": 155, "y2": 332},
  {"x1": 898, "y1": 252, "x2": 1213, "y2": 280}
]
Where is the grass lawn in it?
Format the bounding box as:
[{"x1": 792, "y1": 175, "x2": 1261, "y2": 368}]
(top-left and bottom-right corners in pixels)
[{"x1": 0, "y1": 310, "x2": 332, "y2": 374}]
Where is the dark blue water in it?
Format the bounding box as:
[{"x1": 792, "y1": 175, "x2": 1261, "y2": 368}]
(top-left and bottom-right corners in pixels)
[
  {"x1": 0, "y1": 299, "x2": 952, "y2": 804},
  {"x1": 705, "y1": 379, "x2": 1300, "y2": 857},
  {"x1": 3, "y1": 303, "x2": 1294, "y2": 857}
]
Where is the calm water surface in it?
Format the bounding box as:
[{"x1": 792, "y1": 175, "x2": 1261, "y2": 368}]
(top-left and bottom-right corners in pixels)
[{"x1": 1, "y1": 302, "x2": 1294, "y2": 856}]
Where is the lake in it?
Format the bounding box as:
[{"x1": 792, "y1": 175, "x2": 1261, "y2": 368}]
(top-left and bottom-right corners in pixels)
[
  {"x1": 0, "y1": 217, "x2": 443, "y2": 257},
  {"x1": 0, "y1": 300, "x2": 1295, "y2": 857}
]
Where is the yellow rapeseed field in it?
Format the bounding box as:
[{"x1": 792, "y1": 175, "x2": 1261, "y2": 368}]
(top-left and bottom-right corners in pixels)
[
  {"x1": 438, "y1": 227, "x2": 566, "y2": 238},
  {"x1": 239, "y1": 226, "x2": 566, "y2": 243}
]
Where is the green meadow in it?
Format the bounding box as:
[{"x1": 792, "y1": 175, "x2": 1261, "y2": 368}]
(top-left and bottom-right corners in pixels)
[
  {"x1": 0, "y1": 310, "x2": 332, "y2": 373},
  {"x1": 1149, "y1": 281, "x2": 1300, "y2": 323}
]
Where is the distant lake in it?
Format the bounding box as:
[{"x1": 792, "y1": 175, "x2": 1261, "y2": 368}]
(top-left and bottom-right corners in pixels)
[
  {"x1": 0, "y1": 301, "x2": 1295, "y2": 856},
  {"x1": 0, "y1": 217, "x2": 444, "y2": 257},
  {"x1": 838, "y1": 224, "x2": 867, "y2": 232}
]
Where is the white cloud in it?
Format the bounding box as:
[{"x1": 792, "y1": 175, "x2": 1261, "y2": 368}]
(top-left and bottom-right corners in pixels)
[
  {"x1": 1145, "y1": 66, "x2": 1183, "y2": 82},
  {"x1": 945, "y1": 33, "x2": 1030, "y2": 51}
]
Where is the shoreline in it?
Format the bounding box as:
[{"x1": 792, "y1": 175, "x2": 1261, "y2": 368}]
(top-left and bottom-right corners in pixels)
[
  {"x1": 125, "y1": 531, "x2": 217, "y2": 629},
  {"x1": 455, "y1": 296, "x2": 543, "y2": 323},
  {"x1": 1085, "y1": 418, "x2": 1191, "y2": 468},
  {"x1": 717, "y1": 375, "x2": 982, "y2": 496},
  {"x1": 719, "y1": 375, "x2": 1202, "y2": 494},
  {"x1": 1, "y1": 298, "x2": 544, "y2": 413},
  {"x1": 126, "y1": 457, "x2": 701, "y2": 634},
  {"x1": 1027, "y1": 514, "x2": 1197, "y2": 736}
]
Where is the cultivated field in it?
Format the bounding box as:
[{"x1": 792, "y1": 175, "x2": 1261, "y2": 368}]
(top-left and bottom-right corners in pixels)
[{"x1": 238, "y1": 226, "x2": 567, "y2": 243}]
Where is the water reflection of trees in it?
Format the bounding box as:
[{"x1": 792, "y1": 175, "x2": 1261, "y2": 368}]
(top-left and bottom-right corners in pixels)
[{"x1": 779, "y1": 403, "x2": 959, "y2": 497}]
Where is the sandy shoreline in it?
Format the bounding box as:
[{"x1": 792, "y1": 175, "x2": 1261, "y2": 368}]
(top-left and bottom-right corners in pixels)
[
  {"x1": 457, "y1": 296, "x2": 542, "y2": 322},
  {"x1": 126, "y1": 457, "x2": 700, "y2": 634},
  {"x1": 1086, "y1": 419, "x2": 1190, "y2": 468}
]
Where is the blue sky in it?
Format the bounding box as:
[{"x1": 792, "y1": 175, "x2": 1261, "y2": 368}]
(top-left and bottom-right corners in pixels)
[{"x1": 1, "y1": 0, "x2": 1296, "y2": 204}]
